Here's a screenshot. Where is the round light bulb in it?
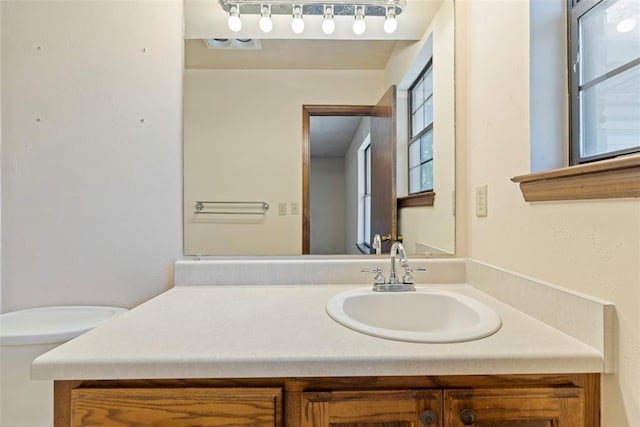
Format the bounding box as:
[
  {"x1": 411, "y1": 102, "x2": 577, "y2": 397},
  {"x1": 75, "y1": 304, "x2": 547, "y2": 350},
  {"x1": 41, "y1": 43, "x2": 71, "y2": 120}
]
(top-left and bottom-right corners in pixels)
[
  {"x1": 291, "y1": 7, "x2": 305, "y2": 34},
  {"x1": 259, "y1": 16, "x2": 273, "y2": 32},
  {"x1": 322, "y1": 17, "x2": 336, "y2": 34},
  {"x1": 292, "y1": 17, "x2": 305, "y2": 33},
  {"x1": 617, "y1": 17, "x2": 637, "y2": 33},
  {"x1": 384, "y1": 15, "x2": 397, "y2": 33},
  {"x1": 258, "y1": 5, "x2": 273, "y2": 33},
  {"x1": 353, "y1": 16, "x2": 366, "y2": 35},
  {"x1": 227, "y1": 7, "x2": 242, "y2": 32},
  {"x1": 228, "y1": 16, "x2": 242, "y2": 32}
]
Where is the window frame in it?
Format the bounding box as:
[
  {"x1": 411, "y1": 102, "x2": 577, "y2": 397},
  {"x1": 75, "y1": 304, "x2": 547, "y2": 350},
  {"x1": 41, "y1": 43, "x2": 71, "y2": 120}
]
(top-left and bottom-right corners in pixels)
[
  {"x1": 568, "y1": 0, "x2": 640, "y2": 165},
  {"x1": 512, "y1": 0, "x2": 640, "y2": 202},
  {"x1": 407, "y1": 58, "x2": 435, "y2": 195},
  {"x1": 362, "y1": 143, "x2": 372, "y2": 247}
]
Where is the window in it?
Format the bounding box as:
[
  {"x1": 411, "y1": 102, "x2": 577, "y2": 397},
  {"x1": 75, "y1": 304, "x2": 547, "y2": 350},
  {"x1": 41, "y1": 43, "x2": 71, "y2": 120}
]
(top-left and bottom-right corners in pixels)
[
  {"x1": 569, "y1": 0, "x2": 640, "y2": 164},
  {"x1": 362, "y1": 144, "x2": 371, "y2": 246},
  {"x1": 514, "y1": 0, "x2": 640, "y2": 201},
  {"x1": 408, "y1": 60, "x2": 434, "y2": 194}
]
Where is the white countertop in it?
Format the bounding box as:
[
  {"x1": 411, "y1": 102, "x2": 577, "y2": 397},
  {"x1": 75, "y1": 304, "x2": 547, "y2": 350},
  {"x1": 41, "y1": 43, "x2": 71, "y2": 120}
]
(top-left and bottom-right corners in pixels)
[{"x1": 32, "y1": 283, "x2": 604, "y2": 380}]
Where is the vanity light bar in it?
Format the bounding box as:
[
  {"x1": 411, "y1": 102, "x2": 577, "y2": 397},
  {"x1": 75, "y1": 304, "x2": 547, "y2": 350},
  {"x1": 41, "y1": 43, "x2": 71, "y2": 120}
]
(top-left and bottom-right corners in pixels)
[{"x1": 220, "y1": 0, "x2": 406, "y2": 34}]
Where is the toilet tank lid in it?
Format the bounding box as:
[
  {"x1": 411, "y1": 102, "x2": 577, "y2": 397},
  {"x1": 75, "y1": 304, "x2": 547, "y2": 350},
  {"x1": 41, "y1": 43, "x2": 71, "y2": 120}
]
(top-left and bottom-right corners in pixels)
[{"x1": 0, "y1": 306, "x2": 127, "y2": 346}]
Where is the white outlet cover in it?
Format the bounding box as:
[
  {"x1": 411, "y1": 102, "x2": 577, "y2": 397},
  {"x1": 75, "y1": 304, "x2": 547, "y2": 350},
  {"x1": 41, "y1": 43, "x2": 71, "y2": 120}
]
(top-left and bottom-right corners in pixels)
[{"x1": 476, "y1": 185, "x2": 488, "y2": 217}]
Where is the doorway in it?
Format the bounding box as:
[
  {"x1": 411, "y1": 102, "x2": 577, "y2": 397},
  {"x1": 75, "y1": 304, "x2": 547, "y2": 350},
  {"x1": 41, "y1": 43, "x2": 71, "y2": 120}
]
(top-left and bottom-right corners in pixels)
[
  {"x1": 302, "y1": 87, "x2": 397, "y2": 254},
  {"x1": 302, "y1": 106, "x2": 373, "y2": 254}
]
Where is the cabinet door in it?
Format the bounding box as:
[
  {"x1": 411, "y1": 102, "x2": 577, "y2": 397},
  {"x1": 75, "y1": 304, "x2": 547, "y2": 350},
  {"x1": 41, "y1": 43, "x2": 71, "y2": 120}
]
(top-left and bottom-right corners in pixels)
[
  {"x1": 70, "y1": 387, "x2": 282, "y2": 426},
  {"x1": 445, "y1": 388, "x2": 584, "y2": 427},
  {"x1": 302, "y1": 389, "x2": 442, "y2": 427}
]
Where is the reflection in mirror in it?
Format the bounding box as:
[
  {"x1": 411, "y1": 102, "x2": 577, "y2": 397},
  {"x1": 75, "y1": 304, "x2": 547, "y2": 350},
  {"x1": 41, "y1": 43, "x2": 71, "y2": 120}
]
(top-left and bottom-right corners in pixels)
[
  {"x1": 309, "y1": 115, "x2": 370, "y2": 255},
  {"x1": 305, "y1": 94, "x2": 397, "y2": 256},
  {"x1": 183, "y1": 0, "x2": 455, "y2": 256}
]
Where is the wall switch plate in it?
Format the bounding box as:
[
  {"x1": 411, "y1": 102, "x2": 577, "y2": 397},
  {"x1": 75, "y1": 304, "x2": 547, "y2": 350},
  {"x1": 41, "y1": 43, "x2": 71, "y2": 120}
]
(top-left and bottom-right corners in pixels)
[
  {"x1": 278, "y1": 202, "x2": 287, "y2": 216},
  {"x1": 476, "y1": 185, "x2": 488, "y2": 217},
  {"x1": 452, "y1": 190, "x2": 456, "y2": 216},
  {"x1": 291, "y1": 202, "x2": 299, "y2": 215}
]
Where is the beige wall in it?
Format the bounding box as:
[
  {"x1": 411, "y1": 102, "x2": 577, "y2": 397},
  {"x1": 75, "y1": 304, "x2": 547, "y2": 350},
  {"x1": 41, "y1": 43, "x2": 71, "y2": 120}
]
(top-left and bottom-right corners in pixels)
[
  {"x1": 386, "y1": 0, "x2": 456, "y2": 254},
  {"x1": 456, "y1": 1, "x2": 640, "y2": 425},
  {"x1": 0, "y1": 0, "x2": 3, "y2": 308},
  {"x1": 183, "y1": 69, "x2": 385, "y2": 255},
  {"x1": 310, "y1": 157, "x2": 346, "y2": 254},
  {"x1": 1, "y1": 0, "x2": 183, "y2": 311}
]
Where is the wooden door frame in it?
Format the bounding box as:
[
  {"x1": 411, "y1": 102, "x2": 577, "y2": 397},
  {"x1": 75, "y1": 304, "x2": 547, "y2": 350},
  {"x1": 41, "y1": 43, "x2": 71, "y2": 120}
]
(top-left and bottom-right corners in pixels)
[{"x1": 302, "y1": 105, "x2": 375, "y2": 254}]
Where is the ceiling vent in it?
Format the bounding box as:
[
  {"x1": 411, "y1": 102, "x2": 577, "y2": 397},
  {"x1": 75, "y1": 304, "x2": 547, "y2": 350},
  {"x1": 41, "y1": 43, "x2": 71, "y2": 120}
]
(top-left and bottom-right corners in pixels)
[{"x1": 203, "y1": 39, "x2": 263, "y2": 50}]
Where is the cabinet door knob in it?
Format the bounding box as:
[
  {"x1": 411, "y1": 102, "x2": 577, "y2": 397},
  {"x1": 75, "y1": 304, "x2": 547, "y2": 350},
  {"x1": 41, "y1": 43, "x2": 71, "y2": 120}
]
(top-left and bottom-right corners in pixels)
[
  {"x1": 460, "y1": 408, "x2": 477, "y2": 425},
  {"x1": 419, "y1": 409, "x2": 437, "y2": 426}
]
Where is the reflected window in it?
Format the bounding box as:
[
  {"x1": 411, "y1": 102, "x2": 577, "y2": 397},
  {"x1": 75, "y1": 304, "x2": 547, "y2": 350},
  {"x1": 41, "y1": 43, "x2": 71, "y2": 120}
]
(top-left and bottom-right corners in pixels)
[
  {"x1": 569, "y1": 0, "x2": 640, "y2": 163},
  {"x1": 362, "y1": 144, "x2": 371, "y2": 246},
  {"x1": 408, "y1": 60, "x2": 434, "y2": 193}
]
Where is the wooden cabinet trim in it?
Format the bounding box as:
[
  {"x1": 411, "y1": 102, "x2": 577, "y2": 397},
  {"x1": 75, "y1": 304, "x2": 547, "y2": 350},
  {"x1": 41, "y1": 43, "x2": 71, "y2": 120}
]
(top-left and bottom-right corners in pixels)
[
  {"x1": 511, "y1": 155, "x2": 640, "y2": 201},
  {"x1": 67, "y1": 373, "x2": 596, "y2": 391},
  {"x1": 72, "y1": 388, "x2": 281, "y2": 425},
  {"x1": 301, "y1": 389, "x2": 443, "y2": 427},
  {"x1": 302, "y1": 389, "x2": 441, "y2": 403},
  {"x1": 302, "y1": 104, "x2": 377, "y2": 254},
  {"x1": 55, "y1": 374, "x2": 599, "y2": 427}
]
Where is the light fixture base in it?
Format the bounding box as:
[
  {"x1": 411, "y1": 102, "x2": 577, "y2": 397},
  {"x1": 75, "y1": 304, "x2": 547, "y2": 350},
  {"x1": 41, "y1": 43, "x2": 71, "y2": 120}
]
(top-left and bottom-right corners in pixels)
[{"x1": 218, "y1": 0, "x2": 406, "y2": 17}]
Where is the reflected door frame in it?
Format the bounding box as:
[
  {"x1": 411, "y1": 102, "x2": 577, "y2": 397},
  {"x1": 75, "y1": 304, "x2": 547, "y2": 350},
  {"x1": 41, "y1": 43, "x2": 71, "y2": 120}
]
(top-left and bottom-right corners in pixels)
[{"x1": 302, "y1": 105, "x2": 375, "y2": 254}]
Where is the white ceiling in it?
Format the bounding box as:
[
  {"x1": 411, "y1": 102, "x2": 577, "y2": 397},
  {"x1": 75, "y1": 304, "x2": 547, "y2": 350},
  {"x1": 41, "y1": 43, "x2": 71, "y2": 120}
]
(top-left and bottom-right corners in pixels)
[
  {"x1": 185, "y1": 39, "x2": 415, "y2": 69},
  {"x1": 310, "y1": 116, "x2": 364, "y2": 157}
]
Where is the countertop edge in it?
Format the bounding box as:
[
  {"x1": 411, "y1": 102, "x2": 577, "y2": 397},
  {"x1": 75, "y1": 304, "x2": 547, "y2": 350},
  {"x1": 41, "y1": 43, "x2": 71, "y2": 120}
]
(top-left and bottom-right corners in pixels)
[
  {"x1": 33, "y1": 354, "x2": 604, "y2": 381},
  {"x1": 31, "y1": 283, "x2": 606, "y2": 381}
]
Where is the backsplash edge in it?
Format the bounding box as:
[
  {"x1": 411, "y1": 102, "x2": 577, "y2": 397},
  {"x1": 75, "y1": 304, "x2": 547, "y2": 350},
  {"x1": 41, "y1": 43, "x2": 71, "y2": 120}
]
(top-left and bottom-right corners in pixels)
[{"x1": 465, "y1": 258, "x2": 615, "y2": 373}]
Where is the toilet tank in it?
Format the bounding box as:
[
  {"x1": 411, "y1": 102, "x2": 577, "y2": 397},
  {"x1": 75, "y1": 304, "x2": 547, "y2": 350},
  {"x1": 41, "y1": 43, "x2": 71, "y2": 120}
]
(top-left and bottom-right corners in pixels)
[{"x1": 0, "y1": 305, "x2": 127, "y2": 427}]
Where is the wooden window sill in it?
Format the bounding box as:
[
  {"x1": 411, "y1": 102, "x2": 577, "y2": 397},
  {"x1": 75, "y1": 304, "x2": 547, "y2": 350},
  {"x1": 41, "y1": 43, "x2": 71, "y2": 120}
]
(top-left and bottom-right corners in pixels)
[
  {"x1": 355, "y1": 243, "x2": 372, "y2": 254},
  {"x1": 397, "y1": 191, "x2": 435, "y2": 208},
  {"x1": 511, "y1": 155, "x2": 640, "y2": 202}
]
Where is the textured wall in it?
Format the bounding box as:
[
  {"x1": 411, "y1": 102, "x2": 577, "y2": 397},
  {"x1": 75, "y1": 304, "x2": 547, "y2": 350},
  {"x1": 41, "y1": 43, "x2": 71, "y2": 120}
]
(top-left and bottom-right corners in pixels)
[
  {"x1": 1, "y1": 1, "x2": 183, "y2": 311},
  {"x1": 457, "y1": 1, "x2": 640, "y2": 424},
  {"x1": 310, "y1": 157, "x2": 346, "y2": 254}
]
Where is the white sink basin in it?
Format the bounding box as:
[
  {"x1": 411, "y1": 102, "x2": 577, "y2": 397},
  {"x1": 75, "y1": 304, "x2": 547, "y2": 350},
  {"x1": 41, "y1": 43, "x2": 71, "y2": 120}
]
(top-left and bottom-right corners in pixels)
[{"x1": 326, "y1": 287, "x2": 502, "y2": 343}]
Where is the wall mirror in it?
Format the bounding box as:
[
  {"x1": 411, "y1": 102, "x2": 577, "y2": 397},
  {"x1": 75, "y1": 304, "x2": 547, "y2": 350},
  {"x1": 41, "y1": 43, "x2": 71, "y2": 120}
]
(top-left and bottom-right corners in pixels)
[{"x1": 183, "y1": 0, "x2": 455, "y2": 256}]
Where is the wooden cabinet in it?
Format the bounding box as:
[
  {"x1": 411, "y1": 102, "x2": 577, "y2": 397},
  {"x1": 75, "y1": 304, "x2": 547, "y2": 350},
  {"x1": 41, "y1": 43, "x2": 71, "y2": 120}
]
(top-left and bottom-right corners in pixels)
[
  {"x1": 69, "y1": 387, "x2": 282, "y2": 427},
  {"x1": 55, "y1": 374, "x2": 598, "y2": 427},
  {"x1": 444, "y1": 388, "x2": 584, "y2": 427},
  {"x1": 302, "y1": 390, "x2": 442, "y2": 427},
  {"x1": 300, "y1": 386, "x2": 586, "y2": 427}
]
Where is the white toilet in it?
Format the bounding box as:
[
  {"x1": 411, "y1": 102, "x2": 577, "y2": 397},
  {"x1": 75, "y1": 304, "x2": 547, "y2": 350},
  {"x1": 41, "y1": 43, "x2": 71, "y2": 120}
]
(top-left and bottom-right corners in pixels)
[{"x1": 0, "y1": 305, "x2": 127, "y2": 427}]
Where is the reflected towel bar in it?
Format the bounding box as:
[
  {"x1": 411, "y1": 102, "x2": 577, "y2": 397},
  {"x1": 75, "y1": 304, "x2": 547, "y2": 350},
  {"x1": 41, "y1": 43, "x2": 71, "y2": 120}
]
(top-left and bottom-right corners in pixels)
[{"x1": 194, "y1": 201, "x2": 270, "y2": 215}]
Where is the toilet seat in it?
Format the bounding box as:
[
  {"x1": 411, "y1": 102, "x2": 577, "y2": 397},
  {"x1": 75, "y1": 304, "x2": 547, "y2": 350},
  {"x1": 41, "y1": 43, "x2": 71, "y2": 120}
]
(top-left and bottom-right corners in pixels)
[{"x1": 0, "y1": 306, "x2": 127, "y2": 345}]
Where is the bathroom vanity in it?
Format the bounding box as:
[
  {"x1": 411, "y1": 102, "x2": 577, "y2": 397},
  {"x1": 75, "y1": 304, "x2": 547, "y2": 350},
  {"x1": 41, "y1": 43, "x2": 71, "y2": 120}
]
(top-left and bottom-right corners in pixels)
[
  {"x1": 56, "y1": 374, "x2": 597, "y2": 426},
  {"x1": 33, "y1": 258, "x2": 611, "y2": 427}
]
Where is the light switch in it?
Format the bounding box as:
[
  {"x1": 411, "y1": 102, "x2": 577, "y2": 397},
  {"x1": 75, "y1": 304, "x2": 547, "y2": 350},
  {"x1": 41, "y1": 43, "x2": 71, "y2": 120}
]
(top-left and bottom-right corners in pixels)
[
  {"x1": 278, "y1": 202, "x2": 287, "y2": 216},
  {"x1": 476, "y1": 185, "x2": 488, "y2": 217}
]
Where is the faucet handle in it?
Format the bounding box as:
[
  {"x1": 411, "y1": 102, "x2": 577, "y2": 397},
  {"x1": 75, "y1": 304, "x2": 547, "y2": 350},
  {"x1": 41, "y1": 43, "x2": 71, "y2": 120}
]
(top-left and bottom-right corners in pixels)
[
  {"x1": 371, "y1": 234, "x2": 382, "y2": 255},
  {"x1": 401, "y1": 266, "x2": 427, "y2": 284},
  {"x1": 361, "y1": 267, "x2": 386, "y2": 285}
]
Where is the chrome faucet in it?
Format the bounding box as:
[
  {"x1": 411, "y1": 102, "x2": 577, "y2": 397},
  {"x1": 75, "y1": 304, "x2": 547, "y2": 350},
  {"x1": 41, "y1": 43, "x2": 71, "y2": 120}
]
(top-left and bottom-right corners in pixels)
[
  {"x1": 388, "y1": 241, "x2": 408, "y2": 285},
  {"x1": 361, "y1": 241, "x2": 426, "y2": 292}
]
